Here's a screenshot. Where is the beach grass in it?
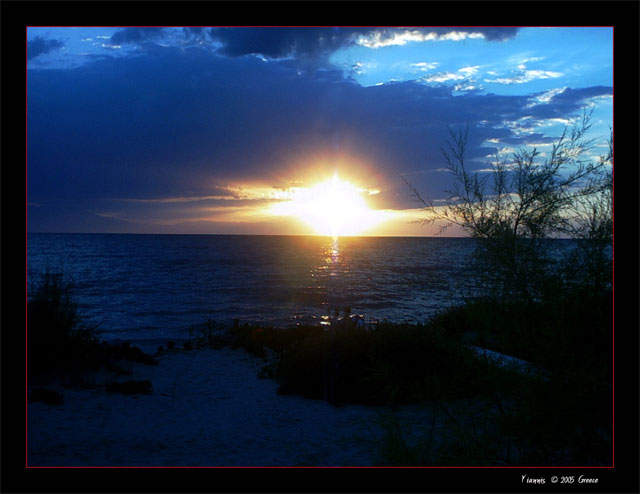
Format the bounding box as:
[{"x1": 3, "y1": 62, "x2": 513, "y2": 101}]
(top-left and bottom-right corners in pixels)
[{"x1": 27, "y1": 270, "x2": 157, "y2": 380}]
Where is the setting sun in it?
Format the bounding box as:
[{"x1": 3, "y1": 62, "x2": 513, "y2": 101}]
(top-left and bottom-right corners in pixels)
[{"x1": 269, "y1": 174, "x2": 389, "y2": 237}]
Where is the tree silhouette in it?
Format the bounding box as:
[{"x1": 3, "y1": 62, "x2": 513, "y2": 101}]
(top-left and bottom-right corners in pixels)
[{"x1": 405, "y1": 110, "x2": 612, "y2": 301}]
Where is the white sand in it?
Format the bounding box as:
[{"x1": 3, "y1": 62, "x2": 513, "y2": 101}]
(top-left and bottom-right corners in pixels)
[{"x1": 27, "y1": 347, "x2": 441, "y2": 467}]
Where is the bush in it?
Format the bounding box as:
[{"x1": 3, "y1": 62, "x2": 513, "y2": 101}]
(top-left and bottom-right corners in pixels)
[
  {"x1": 503, "y1": 371, "x2": 611, "y2": 465},
  {"x1": 189, "y1": 315, "x2": 533, "y2": 407},
  {"x1": 275, "y1": 322, "x2": 504, "y2": 406},
  {"x1": 28, "y1": 270, "x2": 100, "y2": 375},
  {"x1": 374, "y1": 290, "x2": 612, "y2": 465},
  {"x1": 228, "y1": 323, "x2": 325, "y2": 359},
  {"x1": 188, "y1": 319, "x2": 325, "y2": 358},
  {"x1": 27, "y1": 270, "x2": 157, "y2": 376},
  {"x1": 186, "y1": 316, "x2": 510, "y2": 406},
  {"x1": 188, "y1": 319, "x2": 230, "y2": 350},
  {"x1": 111, "y1": 342, "x2": 158, "y2": 366},
  {"x1": 431, "y1": 289, "x2": 612, "y2": 377}
]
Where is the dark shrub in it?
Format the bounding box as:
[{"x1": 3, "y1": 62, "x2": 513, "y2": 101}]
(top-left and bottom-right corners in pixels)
[
  {"x1": 383, "y1": 289, "x2": 613, "y2": 465},
  {"x1": 27, "y1": 270, "x2": 157, "y2": 376},
  {"x1": 276, "y1": 322, "x2": 490, "y2": 406},
  {"x1": 188, "y1": 319, "x2": 229, "y2": 349},
  {"x1": 27, "y1": 270, "x2": 100, "y2": 375},
  {"x1": 228, "y1": 324, "x2": 325, "y2": 360},
  {"x1": 429, "y1": 288, "x2": 612, "y2": 378},
  {"x1": 111, "y1": 342, "x2": 158, "y2": 365}
]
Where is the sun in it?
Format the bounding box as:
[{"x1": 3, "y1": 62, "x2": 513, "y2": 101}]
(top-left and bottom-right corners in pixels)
[
  {"x1": 269, "y1": 174, "x2": 388, "y2": 237},
  {"x1": 305, "y1": 174, "x2": 368, "y2": 237}
]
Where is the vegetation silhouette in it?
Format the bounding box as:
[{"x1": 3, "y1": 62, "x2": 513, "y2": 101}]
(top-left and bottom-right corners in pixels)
[
  {"x1": 390, "y1": 109, "x2": 613, "y2": 465},
  {"x1": 403, "y1": 109, "x2": 612, "y2": 302},
  {"x1": 27, "y1": 269, "x2": 157, "y2": 394}
]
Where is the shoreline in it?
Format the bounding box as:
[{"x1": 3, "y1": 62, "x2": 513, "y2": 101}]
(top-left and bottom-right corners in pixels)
[{"x1": 26, "y1": 290, "x2": 613, "y2": 467}]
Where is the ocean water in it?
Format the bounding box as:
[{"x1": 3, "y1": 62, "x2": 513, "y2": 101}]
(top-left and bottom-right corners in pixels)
[{"x1": 27, "y1": 233, "x2": 482, "y2": 345}]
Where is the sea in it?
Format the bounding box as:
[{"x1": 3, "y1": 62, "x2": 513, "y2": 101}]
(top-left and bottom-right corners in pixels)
[{"x1": 26, "y1": 233, "x2": 487, "y2": 348}]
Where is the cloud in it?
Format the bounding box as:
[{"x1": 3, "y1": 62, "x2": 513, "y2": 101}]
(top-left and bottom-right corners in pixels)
[
  {"x1": 423, "y1": 72, "x2": 466, "y2": 83},
  {"x1": 410, "y1": 62, "x2": 439, "y2": 72},
  {"x1": 524, "y1": 86, "x2": 613, "y2": 119},
  {"x1": 485, "y1": 69, "x2": 563, "y2": 85},
  {"x1": 546, "y1": 86, "x2": 612, "y2": 105},
  {"x1": 485, "y1": 58, "x2": 562, "y2": 85},
  {"x1": 526, "y1": 87, "x2": 567, "y2": 106},
  {"x1": 356, "y1": 27, "x2": 519, "y2": 48},
  {"x1": 458, "y1": 66, "x2": 480, "y2": 77},
  {"x1": 209, "y1": 27, "x2": 368, "y2": 62},
  {"x1": 454, "y1": 83, "x2": 478, "y2": 92},
  {"x1": 27, "y1": 36, "x2": 64, "y2": 60},
  {"x1": 209, "y1": 27, "x2": 520, "y2": 61},
  {"x1": 110, "y1": 27, "x2": 167, "y2": 45},
  {"x1": 358, "y1": 29, "x2": 480, "y2": 48},
  {"x1": 27, "y1": 43, "x2": 610, "y2": 230},
  {"x1": 44, "y1": 27, "x2": 521, "y2": 72},
  {"x1": 422, "y1": 65, "x2": 481, "y2": 91},
  {"x1": 72, "y1": 27, "x2": 521, "y2": 78},
  {"x1": 182, "y1": 27, "x2": 206, "y2": 39}
]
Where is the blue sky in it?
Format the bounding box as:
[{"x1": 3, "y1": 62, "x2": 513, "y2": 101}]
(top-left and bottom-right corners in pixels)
[{"x1": 26, "y1": 27, "x2": 613, "y2": 235}]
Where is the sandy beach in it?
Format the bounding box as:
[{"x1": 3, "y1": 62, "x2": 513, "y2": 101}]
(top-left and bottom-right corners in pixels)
[{"x1": 27, "y1": 346, "x2": 443, "y2": 467}]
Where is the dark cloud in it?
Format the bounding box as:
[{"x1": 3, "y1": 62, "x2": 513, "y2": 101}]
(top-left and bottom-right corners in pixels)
[
  {"x1": 210, "y1": 27, "x2": 368, "y2": 60},
  {"x1": 517, "y1": 86, "x2": 613, "y2": 123},
  {"x1": 182, "y1": 27, "x2": 209, "y2": 42},
  {"x1": 110, "y1": 27, "x2": 166, "y2": 45},
  {"x1": 210, "y1": 27, "x2": 520, "y2": 61},
  {"x1": 103, "y1": 27, "x2": 521, "y2": 64},
  {"x1": 364, "y1": 27, "x2": 520, "y2": 43},
  {"x1": 548, "y1": 86, "x2": 612, "y2": 106},
  {"x1": 27, "y1": 36, "x2": 64, "y2": 60},
  {"x1": 27, "y1": 43, "x2": 607, "y2": 231},
  {"x1": 461, "y1": 27, "x2": 520, "y2": 41}
]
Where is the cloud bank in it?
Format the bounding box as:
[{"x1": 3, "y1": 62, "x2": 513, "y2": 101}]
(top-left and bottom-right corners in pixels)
[
  {"x1": 103, "y1": 27, "x2": 521, "y2": 63},
  {"x1": 27, "y1": 36, "x2": 64, "y2": 60},
  {"x1": 26, "y1": 28, "x2": 612, "y2": 234}
]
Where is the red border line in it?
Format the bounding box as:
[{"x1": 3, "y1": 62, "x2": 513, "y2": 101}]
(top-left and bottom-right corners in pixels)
[{"x1": 25, "y1": 25, "x2": 615, "y2": 470}]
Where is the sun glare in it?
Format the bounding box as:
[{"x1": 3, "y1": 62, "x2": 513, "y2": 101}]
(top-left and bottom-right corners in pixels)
[{"x1": 270, "y1": 174, "x2": 389, "y2": 237}]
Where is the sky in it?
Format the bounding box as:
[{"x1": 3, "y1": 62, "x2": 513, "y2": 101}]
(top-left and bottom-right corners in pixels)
[{"x1": 26, "y1": 26, "x2": 613, "y2": 236}]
